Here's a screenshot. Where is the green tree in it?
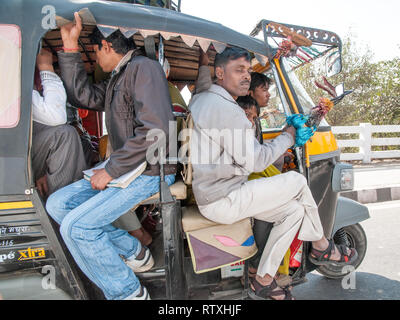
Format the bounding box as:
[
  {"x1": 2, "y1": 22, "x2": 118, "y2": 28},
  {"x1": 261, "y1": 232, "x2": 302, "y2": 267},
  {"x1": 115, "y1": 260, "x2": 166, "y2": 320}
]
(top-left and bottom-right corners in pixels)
[
  {"x1": 296, "y1": 35, "x2": 400, "y2": 126},
  {"x1": 368, "y1": 58, "x2": 400, "y2": 125}
]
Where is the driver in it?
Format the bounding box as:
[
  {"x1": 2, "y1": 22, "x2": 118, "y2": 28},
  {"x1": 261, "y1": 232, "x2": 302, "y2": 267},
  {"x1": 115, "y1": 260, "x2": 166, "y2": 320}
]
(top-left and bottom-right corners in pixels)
[{"x1": 189, "y1": 46, "x2": 358, "y2": 300}]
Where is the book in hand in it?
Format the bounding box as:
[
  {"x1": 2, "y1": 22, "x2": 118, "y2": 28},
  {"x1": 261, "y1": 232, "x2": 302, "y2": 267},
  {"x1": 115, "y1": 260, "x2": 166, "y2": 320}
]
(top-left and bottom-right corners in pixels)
[{"x1": 83, "y1": 159, "x2": 147, "y2": 189}]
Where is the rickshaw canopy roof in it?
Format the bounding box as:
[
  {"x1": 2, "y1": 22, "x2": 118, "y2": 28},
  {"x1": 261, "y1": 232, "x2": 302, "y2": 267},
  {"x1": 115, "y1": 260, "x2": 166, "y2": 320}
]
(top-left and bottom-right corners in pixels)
[
  {"x1": 0, "y1": 0, "x2": 269, "y2": 195},
  {"x1": 6, "y1": 0, "x2": 270, "y2": 82}
]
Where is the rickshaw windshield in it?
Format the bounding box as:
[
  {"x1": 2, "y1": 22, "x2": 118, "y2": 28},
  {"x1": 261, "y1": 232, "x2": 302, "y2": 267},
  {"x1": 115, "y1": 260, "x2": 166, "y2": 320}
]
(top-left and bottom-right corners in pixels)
[
  {"x1": 281, "y1": 57, "x2": 330, "y2": 127},
  {"x1": 259, "y1": 57, "x2": 326, "y2": 132},
  {"x1": 259, "y1": 75, "x2": 289, "y2": 132},
  {"x1": 260, "y1": 56, "x2": 332, "y2": 132},
  {"x1": 282, "y1": 58, "x2": 315, "y2": 114},
  {"x1": 252, "y1": 20, "x2": 343, "y2": 130}
]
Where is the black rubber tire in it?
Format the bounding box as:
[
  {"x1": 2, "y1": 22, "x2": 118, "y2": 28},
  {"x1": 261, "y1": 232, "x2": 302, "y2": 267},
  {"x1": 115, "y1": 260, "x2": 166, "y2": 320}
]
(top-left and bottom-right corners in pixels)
[{"x1": 316, "y1": 223, "x2": 367, "y2": 279}]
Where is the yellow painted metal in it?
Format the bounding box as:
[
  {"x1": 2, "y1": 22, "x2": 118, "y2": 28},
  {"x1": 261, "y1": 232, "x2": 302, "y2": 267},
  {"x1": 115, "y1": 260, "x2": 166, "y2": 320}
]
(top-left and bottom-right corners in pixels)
[
  {"x1": 274, "y1": 58, "x2": 313, "y2": 166},
  {"x1": 274, "y1": 58, "x2": 300, "y2": 114},
  {"x1": 0, "y1": 201, "x2": 34, "y2": 210},
  {"x1": 263, "y1": 130, "x2": 339, "y2": 159},
  {"x1": 307, "y1": 131, "x2": 339, "y2": 156},
  {"x1": 262, "y1": 132, "x2": 282, "y2": 140}
]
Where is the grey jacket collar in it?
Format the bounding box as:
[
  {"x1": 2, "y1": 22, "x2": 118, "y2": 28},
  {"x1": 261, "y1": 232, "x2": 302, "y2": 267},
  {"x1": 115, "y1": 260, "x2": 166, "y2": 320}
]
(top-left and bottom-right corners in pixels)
[
  {"x1": 208, "y1": 84, "x2": 238, "y2": 105},
  {"x1": 113, "y1": 50, "x2": 134, "y2": 75},
  {"x1": 112, "y1": 49, "x2": 142, "y2": 77},
  {"x1": 208, "y1": 84, "x2": 247, "y2": 118}
]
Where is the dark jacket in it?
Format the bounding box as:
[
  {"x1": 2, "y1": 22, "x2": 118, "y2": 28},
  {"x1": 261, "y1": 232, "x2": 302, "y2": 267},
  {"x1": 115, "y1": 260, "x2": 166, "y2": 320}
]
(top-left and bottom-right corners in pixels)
[{"x1": 57, "y1": 50, "x2": 176, "y2": 178}]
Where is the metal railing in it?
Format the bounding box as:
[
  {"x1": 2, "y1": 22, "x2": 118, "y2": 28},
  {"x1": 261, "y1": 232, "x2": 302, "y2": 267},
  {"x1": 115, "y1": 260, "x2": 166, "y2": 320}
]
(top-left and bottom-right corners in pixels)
[
  {"x1": 332, "y1": 123, "x2": 400, "y2": 163},
  {"x1": 168, "y1": 0, "x2": 181, "y2": 11},
  {"x1": 109, "y1": 0, "x2": 181, "y2": 11}
]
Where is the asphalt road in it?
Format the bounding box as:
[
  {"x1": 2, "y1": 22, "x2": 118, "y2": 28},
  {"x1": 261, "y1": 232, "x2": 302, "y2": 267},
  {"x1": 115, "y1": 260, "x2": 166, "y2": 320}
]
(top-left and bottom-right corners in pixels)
[{"x1": 292, "y1": 200, "x2": 400, "y2": 300}]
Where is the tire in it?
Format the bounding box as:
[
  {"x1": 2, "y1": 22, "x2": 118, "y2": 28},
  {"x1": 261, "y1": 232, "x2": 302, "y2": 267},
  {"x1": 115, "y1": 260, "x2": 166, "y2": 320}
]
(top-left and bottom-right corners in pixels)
[{"x1": 316, "y1": 223, "x2": 367, "y2": 279}]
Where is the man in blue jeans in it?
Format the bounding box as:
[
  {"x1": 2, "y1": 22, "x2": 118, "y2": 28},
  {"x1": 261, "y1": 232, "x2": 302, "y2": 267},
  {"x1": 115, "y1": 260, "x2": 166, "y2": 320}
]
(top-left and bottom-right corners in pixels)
[{"x1": 46, "y1": 12, "x2": 176, "y2": 300}]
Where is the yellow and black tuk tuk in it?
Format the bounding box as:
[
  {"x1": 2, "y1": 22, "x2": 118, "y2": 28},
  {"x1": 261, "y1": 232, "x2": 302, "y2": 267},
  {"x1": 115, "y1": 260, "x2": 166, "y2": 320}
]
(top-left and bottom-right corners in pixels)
[{"x1": 0, "y1": 0, "x2": 369, "y2": 300}]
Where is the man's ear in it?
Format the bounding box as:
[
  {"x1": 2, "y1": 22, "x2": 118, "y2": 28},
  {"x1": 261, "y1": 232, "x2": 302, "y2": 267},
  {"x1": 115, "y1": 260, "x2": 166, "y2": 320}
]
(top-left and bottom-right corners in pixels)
[
  {"x1": 248, "y1": 89, "x2": 254, "y2": 97},
  {"x1": 215, "y1": 66, "x2": 224, "y2": 81},
  {"x1": 101, "y1": 39, "x2": 112, "y2": 53}
]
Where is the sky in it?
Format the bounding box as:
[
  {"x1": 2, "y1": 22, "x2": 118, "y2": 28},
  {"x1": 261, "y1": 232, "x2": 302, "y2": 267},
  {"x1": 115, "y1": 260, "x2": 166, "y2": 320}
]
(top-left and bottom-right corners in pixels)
[{"x1": 181, "y1": 0, "x2": 400, "y2": 62}]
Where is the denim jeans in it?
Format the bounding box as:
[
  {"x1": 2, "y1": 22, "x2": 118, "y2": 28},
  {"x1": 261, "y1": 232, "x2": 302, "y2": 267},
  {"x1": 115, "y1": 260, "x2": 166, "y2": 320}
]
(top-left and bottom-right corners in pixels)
[{"x1": 46, "y1": 174, "x2": 175, "y2": 300}]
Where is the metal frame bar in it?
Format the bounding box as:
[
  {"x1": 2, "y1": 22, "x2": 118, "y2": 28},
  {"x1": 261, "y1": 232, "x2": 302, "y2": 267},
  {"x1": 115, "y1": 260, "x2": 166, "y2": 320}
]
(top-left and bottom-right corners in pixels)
[
  {"x1": 78, "y1": 38, "x2": 95, "y2": 68},
  {"x1": 253, "y1": 19, "x2": 342, "y2": 48},
  {"x1": 30, "y1": 192, "x2": 89, "y2": 300}
]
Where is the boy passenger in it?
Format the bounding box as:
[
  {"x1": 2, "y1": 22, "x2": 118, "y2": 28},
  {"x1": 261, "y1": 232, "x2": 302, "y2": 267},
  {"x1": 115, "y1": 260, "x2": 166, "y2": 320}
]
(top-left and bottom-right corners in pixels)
[
  {"x1": 46, "y1": 13, "x2": 176, "y2": 300},
  {"x1": 189, "y1": 46, "x2": 357, "y2": 300}
]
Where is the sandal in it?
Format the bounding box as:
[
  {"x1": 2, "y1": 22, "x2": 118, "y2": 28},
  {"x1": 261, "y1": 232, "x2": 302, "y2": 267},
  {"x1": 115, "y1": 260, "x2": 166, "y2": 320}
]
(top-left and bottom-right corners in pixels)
[
  {"x1": 309, "y1": 239, "x2": 358, "y2": 267},
  {"x1": 240, "y1": 267, "x2": 257, "y2": 286},
  {"x1": 249, "y1": 278, "x2": 294, "y2": 300},
  {"x1": 275, "y1": 273, "x2": 292, "y2": 290},
  {"x1": 242, "y1": 268, "x2": 293, "y2": 291}
]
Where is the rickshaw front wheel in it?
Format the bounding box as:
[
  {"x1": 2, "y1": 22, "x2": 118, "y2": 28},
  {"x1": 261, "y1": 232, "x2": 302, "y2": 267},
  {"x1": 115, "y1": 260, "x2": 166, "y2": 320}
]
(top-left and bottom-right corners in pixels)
[{"x1": 316, "y1": 223, "x2": 367, "y2": 279}]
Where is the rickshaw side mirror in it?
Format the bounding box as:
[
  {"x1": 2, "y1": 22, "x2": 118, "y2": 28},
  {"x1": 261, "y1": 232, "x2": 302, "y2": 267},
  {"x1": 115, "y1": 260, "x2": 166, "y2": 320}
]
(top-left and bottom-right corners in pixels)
[
  {"x1": 335, "y1": 83, "x2": 344, "y2": 97},
  {"x1": 331, "y1": 83, "x2": 353, "y2": 105}
]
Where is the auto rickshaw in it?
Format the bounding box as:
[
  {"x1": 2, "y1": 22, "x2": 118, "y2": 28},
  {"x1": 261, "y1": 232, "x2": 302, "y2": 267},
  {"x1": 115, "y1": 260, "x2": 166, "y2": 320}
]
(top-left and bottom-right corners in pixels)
[{"x1": 0, "y1": 0, "x2": 369, "y2": 300}]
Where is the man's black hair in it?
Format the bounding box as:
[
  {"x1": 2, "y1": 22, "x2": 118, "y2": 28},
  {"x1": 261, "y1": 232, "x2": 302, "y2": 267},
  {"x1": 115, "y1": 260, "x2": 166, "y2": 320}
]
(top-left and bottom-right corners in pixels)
[
  {"x1": 89, "y1": 27, "x2": 136, "y2": 55},
  {"x1": 237, "y1": 95, "x2": 260, "y2": 116},
  {"x1": 249, "y1": 72, "x2": 272, "y2": 91},
  {"x1": 214, "y1": 46, "x2": 251, "y2": 69}
]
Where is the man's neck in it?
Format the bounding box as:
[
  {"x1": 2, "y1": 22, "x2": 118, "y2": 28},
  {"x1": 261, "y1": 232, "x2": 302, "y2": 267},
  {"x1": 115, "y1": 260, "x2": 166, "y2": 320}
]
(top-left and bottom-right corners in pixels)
[
  {"x1": 216, "y1": 81, "x2": 237, "y2": 101},
  {"x1": 112, "y1": 51, "x2": 134, "y2": 74},
  {"x1": 112, "y1": 54, "x2": 127, "y2": 72}
]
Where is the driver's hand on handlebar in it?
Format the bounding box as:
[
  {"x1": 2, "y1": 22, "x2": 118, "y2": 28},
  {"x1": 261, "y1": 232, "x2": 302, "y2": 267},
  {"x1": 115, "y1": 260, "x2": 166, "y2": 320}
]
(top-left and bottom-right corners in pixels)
[{"x1": 60, "y1": 12, "x2": 82, "y2": 51}]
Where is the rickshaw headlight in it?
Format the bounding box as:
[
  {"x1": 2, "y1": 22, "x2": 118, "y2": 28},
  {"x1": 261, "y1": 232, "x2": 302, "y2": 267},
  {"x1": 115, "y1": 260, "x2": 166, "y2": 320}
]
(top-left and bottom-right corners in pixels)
[
  {"x1": 340, "y1": 169, "x2": 354, "y2": 191},
  {"x1": 332, "y1": 163, "x2": 354, "y2": 192}
]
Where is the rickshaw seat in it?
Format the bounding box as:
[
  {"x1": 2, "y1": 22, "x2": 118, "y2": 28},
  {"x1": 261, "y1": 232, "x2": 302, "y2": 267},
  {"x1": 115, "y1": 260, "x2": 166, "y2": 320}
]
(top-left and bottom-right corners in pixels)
[
  {"x1": 141, "y1": 180, "x2": 187, "y2": 205},
  {"x1": 98, "y1": 134, "x2": 187, "y2": 208},
  {"x1": 99, "y1": 135, "x2": 111, "y2": 161},
  {"x1": 181, "y1": 205, "x2": 257, "y2": 274},
  {"x1": 126, "y1": 180, "x2": 187, "y2": 213},
  {"x1": 181, "y1": 205, "x2": 219, "y2": 232}
]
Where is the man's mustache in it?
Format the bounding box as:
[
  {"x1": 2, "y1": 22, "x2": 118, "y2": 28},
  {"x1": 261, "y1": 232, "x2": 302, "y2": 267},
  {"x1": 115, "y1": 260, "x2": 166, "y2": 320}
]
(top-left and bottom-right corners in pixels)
[{"x1": 240, "y1": 80, "x2": 250, "y2": 86}]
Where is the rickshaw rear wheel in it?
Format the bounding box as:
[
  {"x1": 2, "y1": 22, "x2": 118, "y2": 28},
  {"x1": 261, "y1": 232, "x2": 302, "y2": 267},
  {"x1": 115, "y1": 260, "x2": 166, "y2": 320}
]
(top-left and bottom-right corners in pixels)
[{"x1": 316, "y1": 223, "x2": 367, "y2": 279}]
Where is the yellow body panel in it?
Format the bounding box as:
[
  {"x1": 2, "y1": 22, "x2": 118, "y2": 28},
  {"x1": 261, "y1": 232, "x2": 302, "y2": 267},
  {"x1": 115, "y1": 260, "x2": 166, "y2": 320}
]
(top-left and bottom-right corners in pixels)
[
  {"x1": 262, "y1": 132, "x2": 283, "y2": 140},
  {"x1": 0, "y1": 201, "x2": 34, "y2": 210},
  {"x1": 307, "y1": 131, "x2": 339, "y2": 156},
  {"x1": 263, "y1": 131, "x2": 338, "y2": 156}
]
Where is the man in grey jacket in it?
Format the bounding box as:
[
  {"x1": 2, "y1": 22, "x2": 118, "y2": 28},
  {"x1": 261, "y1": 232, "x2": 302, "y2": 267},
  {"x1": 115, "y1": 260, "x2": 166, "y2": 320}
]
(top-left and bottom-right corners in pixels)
[
  {"x1": 46, "y1": 12, "x2": 176, "y2": 300},
  {"x1": 189, "y1": 47, "x2": 357, "y2": 300}
]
